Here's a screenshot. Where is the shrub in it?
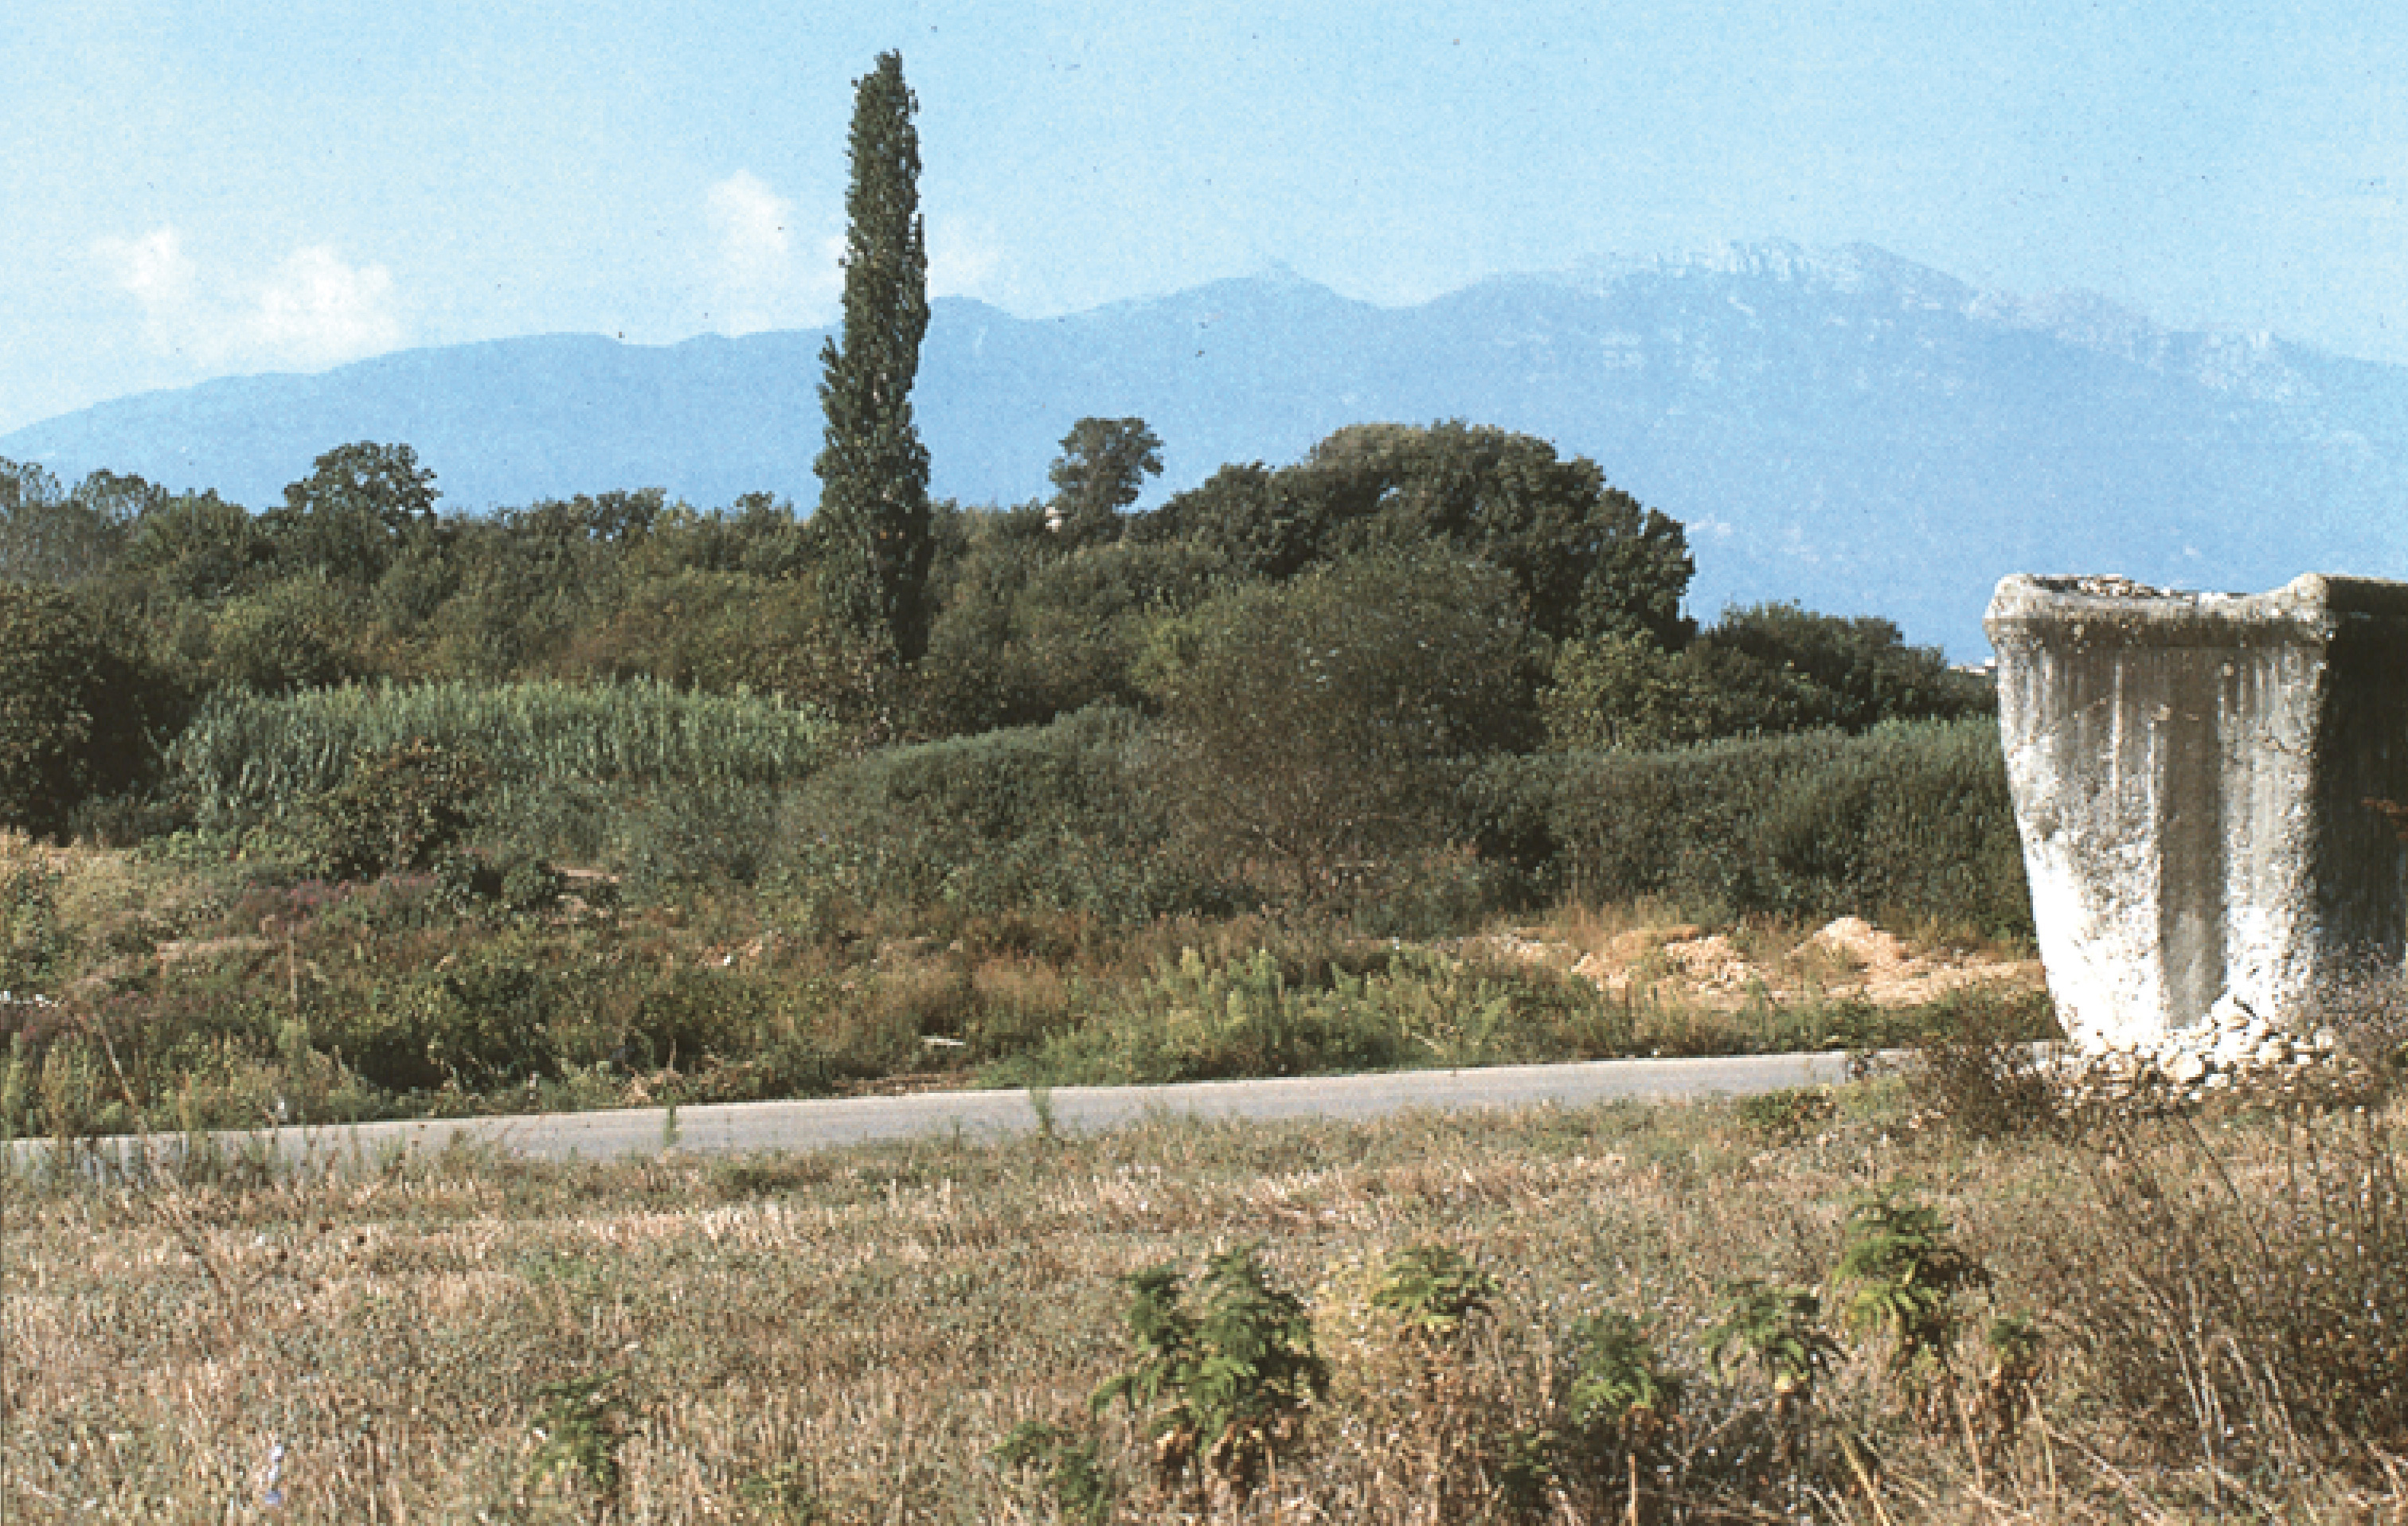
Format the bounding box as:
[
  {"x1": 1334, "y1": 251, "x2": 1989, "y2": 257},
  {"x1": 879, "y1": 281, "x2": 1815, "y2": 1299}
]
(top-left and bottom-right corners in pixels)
[
  {"x1": 207, "y1": 576, "x2": 369, "y2": 694},
  {"x1": 1542, "y1": 604, "x2": 1990, "y2": 755},
  {"x1": 166, "y1": 679, "x2": 833, "y2": 855},
  {"x1": 2062, "y1": 1106, "x2": 2408, "y2": 1470},
  {"x1": 1092, "y1": 1247, "x2": 1327, "y2": 1505},
  {"x1": 119, "y1": 487, "x2": 268, "y2": 601},
  {"x1": 0, "y1": 850, "x2": 65, "y2": 997},
  {"x1": 614, "y1": 779, "x2": 786, "y2": 897},
  {"x1": 1831, "y1": 1185, "x2": 1989, "y2": 1423},
  {"x1": 1706, "y1": 1281, "x2": 1842, "y2": 1413},
  {"x1": 992, "y1": 1420, "x2": 1114, "y2": 1525},
  {"x1": 297, "y1": 740, "x2": 494, "y2": 880},
  {"x1": 1563, "y1": 1309, "x2": 1683, "y2": 1442},
  {"x1": 1472, "y1": 717, "x2": 2031, "y2": 936},
  {"x1": 1370, "y1": 1243, "x2": 1497, "y2": 1342},
  {"x1": 913, "y1": 528, "x2": 1226, "y2": 736},
  {"x1": 1139, "y1": 548, "x2": 1538, "y2": 904},
  {"x1": 566, "y1": 568, "x2": 879, "y2": 715},
  {"x1": 526, "y1": 1371, "x2": 628, "y2": 1504},
  {"x1": 2, "y1": 459, "x2": 142, "y2": 585},
  {"x1": 0, "y1": 585, "x2": 172, "y2": 838},
  {"x1": 1147, "y1": 420, "x2": 1695, "y2": 646},
  {"x1": 775, "y1": 705, "x2": 1221, "y2": 927},
  {"x1": 1903, "y1": 987, "x2": 2065, "y2": 1139},
  {"x1": 1004, "y1": 941, "x2": 1634, "y2": 1087},
  {"x1": 1009, "y1": 946, "x2": 1398, "y2": 1085},
  {"x1": 327, "y1": 939, "x2": 556, "y2": 1092}
]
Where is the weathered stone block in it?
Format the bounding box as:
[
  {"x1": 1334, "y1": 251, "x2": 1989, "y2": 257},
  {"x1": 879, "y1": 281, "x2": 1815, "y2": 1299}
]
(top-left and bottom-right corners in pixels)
[{"x1": 1985, "y1": 573, "x2": 2408, "y2": 1049}]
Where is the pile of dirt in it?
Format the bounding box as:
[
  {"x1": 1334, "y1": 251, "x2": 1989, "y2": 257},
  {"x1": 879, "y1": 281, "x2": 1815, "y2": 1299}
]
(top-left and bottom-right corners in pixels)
[{"x1": 1480, "y1": 916, "x2": 2041, "y2": 1011}]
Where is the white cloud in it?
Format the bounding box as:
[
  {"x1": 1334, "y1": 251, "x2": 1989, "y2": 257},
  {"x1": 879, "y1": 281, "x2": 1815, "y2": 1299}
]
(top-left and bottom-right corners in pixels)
[
  {"x1": 250, "y1": 247, "x2": 404, "y2": 369},
  {"x1": 704, "y1": 171, "x2": 839, "y2": 334},
  {"x1": 927, "y1": 217, "x2": 1006, "y2": 302},
  {"x1": 92, "y1": 225, "x2": 405, "y2": 371},
  {"x1": 93, "y1": 226, "x2": 201, "y2": 330},
  {"x1": 709, "y1": 171, "x2": 792, "y2": 286}
]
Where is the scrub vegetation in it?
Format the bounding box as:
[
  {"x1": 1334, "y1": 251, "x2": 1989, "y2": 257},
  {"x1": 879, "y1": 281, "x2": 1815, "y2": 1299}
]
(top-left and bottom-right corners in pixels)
[
  {"x1": 0, "y1": 418, "x2": 2021, "y2": 1137},
  {"x1": 7, "y1": 1064, "x2": 2401, "y2": 1520}
]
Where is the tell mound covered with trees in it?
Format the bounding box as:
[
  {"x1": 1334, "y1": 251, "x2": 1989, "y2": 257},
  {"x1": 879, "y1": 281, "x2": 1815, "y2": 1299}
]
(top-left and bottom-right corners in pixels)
[
  {"x1": 0, "y1": 412, "x2": 2017, "y2": 1133},
  {"x1": 0, "y1": 41, "x2": 2023, "y2": 1133}
]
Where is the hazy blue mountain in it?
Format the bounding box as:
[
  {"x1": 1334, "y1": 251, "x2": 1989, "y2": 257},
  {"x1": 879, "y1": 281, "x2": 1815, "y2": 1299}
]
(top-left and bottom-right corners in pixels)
[{"x1": 10, "y1": 240, "x2": 2404, "y2": 657}]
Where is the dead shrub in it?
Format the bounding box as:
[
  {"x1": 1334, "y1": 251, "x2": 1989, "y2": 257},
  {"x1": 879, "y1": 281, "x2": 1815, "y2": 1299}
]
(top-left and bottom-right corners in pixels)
[{"x1": 1903, "y1": 987, "x2": 2064, "y2": 1140}]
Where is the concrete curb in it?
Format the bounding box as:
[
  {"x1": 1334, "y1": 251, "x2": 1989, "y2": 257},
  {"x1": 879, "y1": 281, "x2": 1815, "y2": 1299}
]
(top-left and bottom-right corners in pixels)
[{"x1": 6, "y1": 1051, "x2": 1871, "y2": 1170}]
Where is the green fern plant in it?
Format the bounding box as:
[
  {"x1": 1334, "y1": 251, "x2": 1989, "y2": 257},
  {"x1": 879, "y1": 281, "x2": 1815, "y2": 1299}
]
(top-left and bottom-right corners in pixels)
[
  {"x1": 1831, "y1": 1185, "x2": 1988, "y2": 1421},
  {"x1": 1091, "y1": 1247, "x2": 1326, "y2": 1503},
  {"x1": 1974, "y1": 1313, "x2": 2046, "y2": 1438},
  {"x1": 526, "y1": 1370, "x2": 628, "y2": 1505},
  {"x1": 734, "y1": 1462, "x2": 822, "y2": 1524},
  {"x1": 1563, "y1": 1310, "x2": 1683, "y2": 1442},
  {"x1": 1370, "y1": 1243, "x2": 1496, "y2": 1341},
  {"x1": 994, "y1": 1419, "x2": 1114, "y2": 1524},
  {"x1": 1707, "y1": 1279, "x2": 1843, "y2": 1413}
]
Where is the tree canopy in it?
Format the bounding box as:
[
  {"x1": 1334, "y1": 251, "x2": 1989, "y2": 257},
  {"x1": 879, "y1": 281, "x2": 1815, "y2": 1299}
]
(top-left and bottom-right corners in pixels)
[
  {"x1": 1047, "y1": 416, "x2": 1163, "y2": 544},
  {"x1": 1145, "y1": 420, "x2": 1695, "y2": 646}
]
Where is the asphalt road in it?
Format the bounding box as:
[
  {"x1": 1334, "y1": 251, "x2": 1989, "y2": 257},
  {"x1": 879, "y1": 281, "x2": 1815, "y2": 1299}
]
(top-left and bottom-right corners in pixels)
[{"x1": 12, "y1": 1052, "x2": 1865, "y2": 1171}]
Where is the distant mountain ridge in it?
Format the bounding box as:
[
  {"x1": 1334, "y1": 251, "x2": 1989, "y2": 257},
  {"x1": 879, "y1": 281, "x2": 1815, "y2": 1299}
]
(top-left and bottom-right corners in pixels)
[{"x1": 10, "y1": 239, "x2": 2404, "y2": 657}]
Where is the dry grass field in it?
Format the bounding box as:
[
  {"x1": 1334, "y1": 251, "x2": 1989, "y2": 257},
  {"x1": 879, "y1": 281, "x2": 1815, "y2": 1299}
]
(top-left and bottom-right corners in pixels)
[{"x1": 6, "y1": 1062, "x2": 2402, "y2": 1524}]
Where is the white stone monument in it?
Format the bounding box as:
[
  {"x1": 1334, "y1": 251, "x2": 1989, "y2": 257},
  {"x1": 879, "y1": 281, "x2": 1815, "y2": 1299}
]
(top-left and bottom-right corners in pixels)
[{"x1": 1986, "y1": 573, "x2": 2408, "y2": 1051}]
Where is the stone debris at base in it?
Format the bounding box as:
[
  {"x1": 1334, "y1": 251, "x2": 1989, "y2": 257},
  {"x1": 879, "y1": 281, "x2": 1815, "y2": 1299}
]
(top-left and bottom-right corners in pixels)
[{"x1": 2054, "y1": 996, "x2": 2375, "y2": 1109}]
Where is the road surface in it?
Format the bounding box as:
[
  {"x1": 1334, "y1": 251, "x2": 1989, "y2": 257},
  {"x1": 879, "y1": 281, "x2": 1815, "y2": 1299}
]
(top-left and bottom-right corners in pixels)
[{"x1": 12, "y1": 1052, "x2": 1867, "y2": 1170}]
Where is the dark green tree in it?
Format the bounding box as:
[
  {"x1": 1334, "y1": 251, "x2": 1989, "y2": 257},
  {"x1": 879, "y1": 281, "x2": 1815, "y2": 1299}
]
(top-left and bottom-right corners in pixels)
[
  {"x1": 1148, "y1": 420, "x2": 1695, "y2": 646},
  {"x1": 1048, "y1": 416, "x2": 1163, "y2": 544},
  {"x1": 122, "y1": 489, "x2": 268, "y2": 602},
  {"x1": 2, "y1": 460, "x2": 140, "y2": 586},
  {"x1": 0, "y1": 585, "x2": 173, "y2": 837},
  {"x1": 1139, "y1": 548, "x2": 1539, "y2": 900},
  {"x1": 268, "y1": 441, "x2": 440, "y2": 585},
  {"x1": 813, "y1": 51, "x2": 934, "y2": 664}
]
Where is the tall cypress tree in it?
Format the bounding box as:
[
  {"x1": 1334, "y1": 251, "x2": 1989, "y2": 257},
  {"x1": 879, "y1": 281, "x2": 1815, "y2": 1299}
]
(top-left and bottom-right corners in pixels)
[{"x1": 815, "y1": 51, "x2": 933, "y2": 664}]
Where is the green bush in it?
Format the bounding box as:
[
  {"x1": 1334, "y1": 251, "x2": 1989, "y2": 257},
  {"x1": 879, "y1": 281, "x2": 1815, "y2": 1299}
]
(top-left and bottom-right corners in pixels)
[
  {"x1": 1139, "y1": 548, "x2": 1539, "y2": 904},
  {"x1": 1831, "y1": 1185, "x2": 1990, "y2": 1421},
  {"x1": 566, "y1": 567, "x2": 879, "y2": 716},
  {"x1": 1002, "y1": 943, "x2": 1631, "y2": 1086},
  {"x1": 2, "y1": 459, "x2": 142, "y2": 585},
  {"x1": 0, "y1": 585, "x2": 174, "y2": 838},
  {"x1": 119, "y1": 487, "x2": 268, "y2": 602},
  {"x1": 297, "y1": 740, "x2": 494, "y2": 880},
  {"x1": 1093, "y1": 1247, "x2": 1327, "y2": 1504},
  {"x1": 207, "y1": 576, "x2": 369, "y2": 694},
  {"x1": 1371, "y1": 1243, "x2": 1496, "y2": 1341},
  {"x1": 775, "y1": 704, "x2": 1225, "y2": 927},
  {"x1": 913, "y1": 524, "x2": 1226, "y2": 736},
  {"x1": 1471, "y1": 717, "x2": 2031, "y2": 936},
  {"x1": 327, "y1": 937, "x2": 557, "y2": 1092},
  {"x1": 614, "y1": 779, "x2": 786, "y2": 898},
  {"x1": 1146, "y1": 420, "x2": 1695, "y2": 646},
  {"x1": 1, "y1": 857, "x2": 64, "y2": 996},
  {"x1": 1545, "y1": 603, "x2": 1990, "y2": 753}
]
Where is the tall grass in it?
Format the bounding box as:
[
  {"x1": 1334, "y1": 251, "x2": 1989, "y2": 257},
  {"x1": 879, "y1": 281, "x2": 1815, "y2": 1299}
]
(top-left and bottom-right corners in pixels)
[{"x1": 166, "y1": 678, "x2": 836, "y2": 830}]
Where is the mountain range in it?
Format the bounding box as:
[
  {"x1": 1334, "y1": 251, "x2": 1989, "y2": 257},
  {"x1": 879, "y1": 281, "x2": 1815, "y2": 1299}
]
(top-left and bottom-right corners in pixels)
[{"x1": 8, "y1": 240, "x2": 2404, "y2": 658}]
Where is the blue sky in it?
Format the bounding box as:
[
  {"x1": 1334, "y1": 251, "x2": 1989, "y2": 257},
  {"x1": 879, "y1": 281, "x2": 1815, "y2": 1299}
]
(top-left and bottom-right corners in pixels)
[{"x1": 6, "y1": 0, "x2": 2404, "y2": 436}]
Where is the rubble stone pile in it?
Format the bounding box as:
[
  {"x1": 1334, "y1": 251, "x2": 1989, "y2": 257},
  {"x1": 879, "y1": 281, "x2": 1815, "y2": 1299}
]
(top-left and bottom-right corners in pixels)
[{"x1": 2058, "y1": 994, "x2": 2359, "y2": 1107}]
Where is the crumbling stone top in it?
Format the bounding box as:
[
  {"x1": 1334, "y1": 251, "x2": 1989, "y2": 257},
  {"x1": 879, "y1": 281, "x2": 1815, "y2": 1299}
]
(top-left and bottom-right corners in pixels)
[{"x1": 1987, "y1": 572, "x2": 2408, "y2": 649}]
